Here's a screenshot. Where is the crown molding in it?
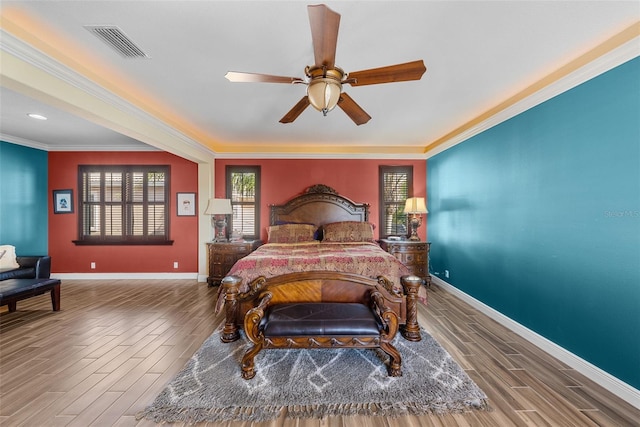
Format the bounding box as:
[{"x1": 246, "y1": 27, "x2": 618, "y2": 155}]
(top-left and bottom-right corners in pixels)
[
  {"x1": 0, "y1": 134, "x2": 50, "y2": 151},
  {"x1": 426, "y1": 33, "x2": 639, "y2": 159},
  {"x1": 0, "y1": 133, "x2": 160, "y2": 152},
  {"x1": 1, "y1": 29, "x2": 215, "y2": 159},
  {"x1": 213, "y1": 151, "x2": 428, "y2": 160}
]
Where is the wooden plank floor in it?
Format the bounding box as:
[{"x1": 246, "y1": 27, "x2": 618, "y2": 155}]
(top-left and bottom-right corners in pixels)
[{"x1": 1, "y1": 279, "x2": 638, "y2": 426}]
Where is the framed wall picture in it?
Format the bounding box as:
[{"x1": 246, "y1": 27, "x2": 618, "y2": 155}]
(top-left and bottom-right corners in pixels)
[
  {"x1": 53, "y1": 189, "x2": 74, "y2": 214},
  {"x1": 177, "y1": 192, "x2": 196, "y2": 216}
]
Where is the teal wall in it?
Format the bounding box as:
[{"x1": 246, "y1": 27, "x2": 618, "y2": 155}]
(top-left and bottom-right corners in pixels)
[
  {"x1": 428, "y1": 57, "x2": 640, "y2": 389},
  {"x1": 0, "y1": 141, "x2": 49, "y2": 255}
]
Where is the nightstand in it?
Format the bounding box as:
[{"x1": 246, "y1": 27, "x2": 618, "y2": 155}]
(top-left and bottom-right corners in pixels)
[
  {"x1": 379, "y1": 239, "x2": 431, "y2": 287},
  {"x1": 207, "y1": 240, "x2": 262, "y2": 286}
]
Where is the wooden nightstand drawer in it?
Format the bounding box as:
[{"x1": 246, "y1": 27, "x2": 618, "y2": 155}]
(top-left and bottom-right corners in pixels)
[
  {"x1": 412, "y1": 264, "x2": 427, "y2": 276},
  {"x1": 379, "y1": 239, "x2": 431, "y2": 287},
  {"x1": 207, "y1": 240, "x2": 262, "y2": 286}
]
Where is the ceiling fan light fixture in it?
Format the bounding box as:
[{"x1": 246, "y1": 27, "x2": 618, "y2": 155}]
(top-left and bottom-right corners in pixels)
[
  {"x1": 307, "y1": 79, "x2": 342, "y2": 115},
  {"x1": 306, "y1": 66, "x2": 344, "y2": 115}
]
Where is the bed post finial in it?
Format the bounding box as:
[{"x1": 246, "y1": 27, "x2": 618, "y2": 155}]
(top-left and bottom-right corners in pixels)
[{"x1": 306, "y1": 184, "x2": 338, "y2": 195}]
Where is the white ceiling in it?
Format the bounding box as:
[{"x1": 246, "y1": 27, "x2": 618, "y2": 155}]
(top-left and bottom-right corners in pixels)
[{"x1": 1, "y1": 1, "x2": 638, "y2": 161}]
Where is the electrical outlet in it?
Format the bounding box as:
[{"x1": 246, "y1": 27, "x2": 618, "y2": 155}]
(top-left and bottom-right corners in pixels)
[
  {"x1": 444, "y1": 270, "x2": 449, "y2": 279},
  {"x1": 173, "y1": 261, "x2": 179, "y2": 269},
  {"x1": 90, "y1": 262, "x2": 96, "y2": 269}
]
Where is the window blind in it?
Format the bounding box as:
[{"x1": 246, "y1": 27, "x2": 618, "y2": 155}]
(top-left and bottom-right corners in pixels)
[
  {"x1": 227, "y1": 166, "x2": 261, "y2": 240},
  {"x1": 379, "y1": 166, "x2": 412, "y2": 238},
  {"x1": 77, "y1": 165, "x2": 169, "y2": 244}
]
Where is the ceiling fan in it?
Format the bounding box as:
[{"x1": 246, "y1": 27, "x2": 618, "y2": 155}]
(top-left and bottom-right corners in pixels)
[{"x1": 225, "y1": 4, "x2": 427, "y2": 125}]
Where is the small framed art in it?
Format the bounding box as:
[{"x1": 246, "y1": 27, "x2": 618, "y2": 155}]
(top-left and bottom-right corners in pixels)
[
  {"x1": 53, "y1": 189, "x2": 74, "y2": 214},
  {"x1": 177, "y1": 192, "x2": 196, "y2": 216}
]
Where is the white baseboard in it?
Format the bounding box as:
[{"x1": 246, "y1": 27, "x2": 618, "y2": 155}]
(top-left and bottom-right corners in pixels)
[
  {"x1": 430, "y1": 275, "x2": 640, "y2": 410},
  {"x1": 53, "y1": 272, "x2": 199, "y2": 280}
]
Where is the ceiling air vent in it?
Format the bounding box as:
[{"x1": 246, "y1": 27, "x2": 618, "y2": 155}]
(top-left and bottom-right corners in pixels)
[{"x1": 84, "y1": 25, "x2": 150, "y2": 59}]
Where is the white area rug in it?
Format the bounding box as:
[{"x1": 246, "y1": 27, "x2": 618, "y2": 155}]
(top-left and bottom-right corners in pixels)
[{"x1": 138, "y1": 329, "x2": 489, "y2": 422}]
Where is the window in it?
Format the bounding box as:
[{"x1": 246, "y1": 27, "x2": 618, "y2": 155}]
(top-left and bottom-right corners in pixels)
[
  {"x1": 379, "y1": 166, "x2": 413, "y2": 239},
  {"x1": 226, "y1": 166, "x2": 260, "y2": 240},
  {"x1": 76, "y1": 165, "x2": 171, "y2": 245}
]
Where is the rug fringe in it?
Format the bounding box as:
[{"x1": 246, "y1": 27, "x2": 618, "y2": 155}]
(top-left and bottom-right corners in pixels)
[
  {"x1": 136, "y1": 398, "x2": 491, "y2": 423},
  {"x1": 136, "y1": 405, "x2": 285, "y2": 423},
  {"x1": 284, "y1": 398, "x2": 490, "y2": 418}
]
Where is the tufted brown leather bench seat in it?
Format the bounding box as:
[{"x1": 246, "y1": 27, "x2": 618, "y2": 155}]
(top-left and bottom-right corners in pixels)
[
  {"x1": 263, "y1": 303, "x2": 383, "y2": 336},
  {"x1": 0, "y1": 278, "x2": 61, "y2": 312},
  {"x1": 241, "y1": 292, "x2": 402, "y2": 380}
]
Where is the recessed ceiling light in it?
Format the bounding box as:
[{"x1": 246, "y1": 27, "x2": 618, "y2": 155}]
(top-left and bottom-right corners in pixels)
[{"x1": 27, "y1": 113, "x2": 48, "y2": 120}]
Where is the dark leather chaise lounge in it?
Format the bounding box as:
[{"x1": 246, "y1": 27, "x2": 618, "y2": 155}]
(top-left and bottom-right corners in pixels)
[{"x1": 0, "y1": 255, "x2": 61, "y2": 312}]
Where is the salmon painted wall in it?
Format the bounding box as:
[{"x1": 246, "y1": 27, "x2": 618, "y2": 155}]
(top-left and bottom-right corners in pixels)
[
  {"x1": 215, "y1": 159, "x2": 427, "y2": 242},
  {"x1": 48, "y1": 151, "x2": 198, "y2": 273}
]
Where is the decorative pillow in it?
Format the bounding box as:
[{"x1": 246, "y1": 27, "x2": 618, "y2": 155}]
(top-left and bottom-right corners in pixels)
[
  {"x1": 275, "y1": 220, "x2": 322, "y2": 240},
  {"x1": 321, "y1": 221, "x2": 375, "y2": 243},
  {"x1": 267, "y1": 224, "x2": 317, "y2": 244},
  {"x1": 0, "y1": 245, "x2": 20, "y2": 269}
]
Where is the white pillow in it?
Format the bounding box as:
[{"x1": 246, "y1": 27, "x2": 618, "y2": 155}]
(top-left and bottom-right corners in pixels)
[{"x1": 0, "y1": 245, "x2": 20, "y2": 269}]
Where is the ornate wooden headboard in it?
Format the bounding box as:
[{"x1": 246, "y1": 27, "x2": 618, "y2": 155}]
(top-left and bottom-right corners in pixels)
[{"x1": 270, "y1": 184, "x2": 369, "y2": 227}]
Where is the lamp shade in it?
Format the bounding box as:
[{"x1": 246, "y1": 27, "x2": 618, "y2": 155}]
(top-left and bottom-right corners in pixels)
[
  {"x1": 204, "y1": 198, "x2": 232, "y2": 215},
  {"x1": 404, "y1": 197, "x2": 428, "y2": 214}
]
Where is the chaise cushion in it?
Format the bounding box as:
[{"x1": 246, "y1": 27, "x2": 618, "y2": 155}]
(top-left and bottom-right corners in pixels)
[
  {"x1": 263, "y1": 303, "x2": 381, "y2": 336},
  {"x1": 0, "y1": 278, "x2": 61, "y2": 312},
  {"x1": 0, "y1": 268, "x2": 36, "y2": 280},
  {"x1": 0, "y1": 278, "x2": 61, "y2": 300}
]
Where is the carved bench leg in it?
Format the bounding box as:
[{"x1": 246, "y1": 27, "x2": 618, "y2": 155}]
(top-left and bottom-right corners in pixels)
[
  {"x1": 401, "y1": 275, "x2": 423, "y2": 341},
  {"x1": 380, "y1": 342, "x2": 402, "y2": 377},
  {"x1": 241, "y1": 343, "x2": 263, "y2": 380}
]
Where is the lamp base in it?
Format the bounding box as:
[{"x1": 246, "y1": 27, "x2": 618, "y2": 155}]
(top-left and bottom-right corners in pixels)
[
  {"x1": 214, "y1": 216, "x2": 228, "y2": 242},
  {"x1": 408, "y1": 215, "x2": 422, "y2": 241}
]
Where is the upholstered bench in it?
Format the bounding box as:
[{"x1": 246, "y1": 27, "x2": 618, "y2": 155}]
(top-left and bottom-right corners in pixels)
[
  {"x1": 0, "y1": 278, "x2": 61, "y2": 312},
  {"x1": 241, "y1": 292, "x2": 402, "y2": 380}
]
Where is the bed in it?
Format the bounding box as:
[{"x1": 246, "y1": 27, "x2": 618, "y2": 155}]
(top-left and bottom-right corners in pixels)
[{"x1": 217, "y1": 184, "x2": 425, "y2": 343}]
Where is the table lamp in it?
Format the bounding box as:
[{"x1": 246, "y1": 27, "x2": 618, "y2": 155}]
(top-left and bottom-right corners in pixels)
[
  {"x1": 404, "y1": 197, "x2": 428, "y2": 241},
  {"x1": 204, "y1": 198, "x2": 233, "y2": 241}
]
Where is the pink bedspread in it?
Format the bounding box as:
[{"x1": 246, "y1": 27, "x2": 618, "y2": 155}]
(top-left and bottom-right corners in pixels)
[{"x1": 227, "y1": 241, "x2": 411, "y2": 294}]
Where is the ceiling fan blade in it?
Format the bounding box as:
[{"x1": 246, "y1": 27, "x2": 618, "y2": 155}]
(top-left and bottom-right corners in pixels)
[
  {"x1": 225, "y1": 71, "x2": 304, "y2": 84},
  {"x1": 308, "y1": 4, "x2": 340, "y2": 68},
  {"x1": 279, "y1": 96, "x2": 311, "y2": 123},
  {"x1": 346, "y1": 60, "x2": 427, "y2": 86},
  {"x1": 337, "y1": 92, "x2": 371, "y2": 126}
]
